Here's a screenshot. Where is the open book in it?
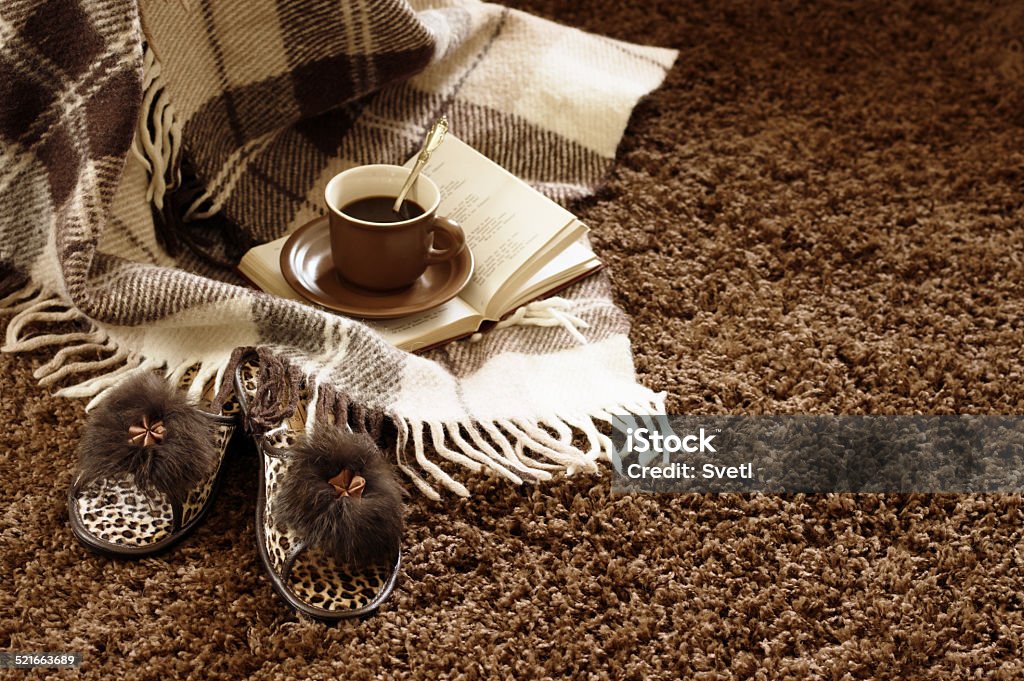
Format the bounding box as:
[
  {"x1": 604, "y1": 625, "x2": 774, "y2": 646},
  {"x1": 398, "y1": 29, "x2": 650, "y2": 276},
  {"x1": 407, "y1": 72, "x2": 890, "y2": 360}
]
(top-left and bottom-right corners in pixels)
[{"x1": 238, "y1": 134, "x2": 602, "y2": 351}]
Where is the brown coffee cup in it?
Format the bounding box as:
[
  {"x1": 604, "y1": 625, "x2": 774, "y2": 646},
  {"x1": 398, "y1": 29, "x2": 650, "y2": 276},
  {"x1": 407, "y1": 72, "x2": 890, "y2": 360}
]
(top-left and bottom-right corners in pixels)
[{"x1": 325, "y1": 165, "x2": 465, "y2": 291}]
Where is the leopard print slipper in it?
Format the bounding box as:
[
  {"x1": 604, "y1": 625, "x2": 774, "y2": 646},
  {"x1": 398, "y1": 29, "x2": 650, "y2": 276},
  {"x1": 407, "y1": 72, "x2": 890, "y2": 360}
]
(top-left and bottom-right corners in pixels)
[
  {"x1": 233, "y1": 354, "x2": 402, "y2": 621},
  {"x1": 67, "y1": 366, "x2": 239, "y2": 557}
]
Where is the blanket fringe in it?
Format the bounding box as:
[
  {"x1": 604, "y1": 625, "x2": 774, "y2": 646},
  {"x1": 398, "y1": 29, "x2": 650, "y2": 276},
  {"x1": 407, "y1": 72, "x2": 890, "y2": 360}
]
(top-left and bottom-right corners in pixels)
[
  {"x1": 134, "y1": 45, "x2": 253, "y2": 267},
  {"x1": 131, "y1": 45, "x2": 183, "y2": 211},
  {"x1": 1, "y1": 285, "x2": 236, "y2": 410},
  {"x1": 1, "y1": 285, "x2": 139, "y2": 401},
  {"x1": 0, "y1": 281, "x2": 43, "y2": 312},
  {"x1": 378, "y1": 392, "x2": 664, "y2": 499},
  {"x1": 2, "y1": 288, "x2": 90, "y2": 353},
  {"x1": 267, "y1": 364, "x2": 666, "y2": 500},
  {"x1": 76, "y1": 355, "x2": 231, "y2": 409}
]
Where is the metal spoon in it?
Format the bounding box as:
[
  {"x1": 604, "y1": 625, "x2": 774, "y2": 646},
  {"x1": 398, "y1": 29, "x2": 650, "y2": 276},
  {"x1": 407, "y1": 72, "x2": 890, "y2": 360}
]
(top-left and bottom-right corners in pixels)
[{"x1": 393, "y1": 115, "x2": 449, "y2": 216}]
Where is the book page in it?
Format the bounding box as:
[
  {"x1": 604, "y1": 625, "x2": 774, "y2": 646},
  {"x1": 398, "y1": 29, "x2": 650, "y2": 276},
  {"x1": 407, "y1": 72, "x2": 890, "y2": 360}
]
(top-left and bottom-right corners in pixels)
[
  {"x1": 414, "y1": 135, "x2": 577, "y2": 313},
  {"x1": 483, "y1": 219, "x2": 588, "y2": 318},
  {"x1": 364, "y1": 297, "x2": 481, "y2": 352},
  {"x1": 238, "y1": 235, "x2": 294, "y2": 299},
  {"x1": 495, "y1": 240, "x2": 602, "y2": 315}
]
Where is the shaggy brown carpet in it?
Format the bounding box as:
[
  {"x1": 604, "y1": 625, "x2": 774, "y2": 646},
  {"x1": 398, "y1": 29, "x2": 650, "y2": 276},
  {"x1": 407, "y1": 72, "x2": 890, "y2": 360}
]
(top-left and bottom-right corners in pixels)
[{"x1": 3, "y1": 1, "x2": 1024, "y2": 678}]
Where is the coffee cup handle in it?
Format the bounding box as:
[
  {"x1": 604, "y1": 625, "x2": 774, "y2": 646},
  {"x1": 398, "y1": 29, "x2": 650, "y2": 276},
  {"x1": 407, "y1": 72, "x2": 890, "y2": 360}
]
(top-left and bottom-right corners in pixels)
[{"x1": 425, "y1": 216, "x2": 466, "y2": 264}]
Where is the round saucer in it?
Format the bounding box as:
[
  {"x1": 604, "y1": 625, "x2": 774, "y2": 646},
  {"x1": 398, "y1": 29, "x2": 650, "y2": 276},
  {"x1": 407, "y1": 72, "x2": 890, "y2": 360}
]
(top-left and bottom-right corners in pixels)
[{"x1": 280, "y1": 215, "x2": 474, "y2": 319}]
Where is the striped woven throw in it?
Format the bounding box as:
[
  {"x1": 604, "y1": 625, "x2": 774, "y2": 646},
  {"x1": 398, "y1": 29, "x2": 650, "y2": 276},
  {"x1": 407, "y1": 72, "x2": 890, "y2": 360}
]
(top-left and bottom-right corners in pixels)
[{"x1": 0, "y1": 0, "x2": 675, "y2": 497}]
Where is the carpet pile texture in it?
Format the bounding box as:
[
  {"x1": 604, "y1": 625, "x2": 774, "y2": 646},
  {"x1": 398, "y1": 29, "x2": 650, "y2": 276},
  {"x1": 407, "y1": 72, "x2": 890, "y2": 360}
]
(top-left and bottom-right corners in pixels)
[{"x1": 3, "y1": 0, "x2": 1023, "y2": 678}]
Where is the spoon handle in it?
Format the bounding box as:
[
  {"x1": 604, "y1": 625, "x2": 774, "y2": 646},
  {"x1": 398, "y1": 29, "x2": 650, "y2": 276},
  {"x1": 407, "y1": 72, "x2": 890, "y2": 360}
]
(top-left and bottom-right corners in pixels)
[
  {"x1": 393, "y1": 157, "x2": 426, "y2": 213},
  {"x1": 393, "y1": 116, "x2": 449, "y2": 213}
]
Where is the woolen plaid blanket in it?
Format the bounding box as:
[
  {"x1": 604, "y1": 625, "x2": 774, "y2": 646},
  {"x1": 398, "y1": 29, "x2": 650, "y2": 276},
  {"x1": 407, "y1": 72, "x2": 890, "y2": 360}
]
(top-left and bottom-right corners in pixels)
[{"x1": 0, "y1": 0, "x2": 674, "y2": 497}]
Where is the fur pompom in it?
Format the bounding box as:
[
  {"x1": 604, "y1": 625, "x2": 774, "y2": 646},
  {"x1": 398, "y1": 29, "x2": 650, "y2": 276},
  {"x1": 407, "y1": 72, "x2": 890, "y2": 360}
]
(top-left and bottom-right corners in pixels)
[
  {"x1": 275, "y1": 428, "x2": 404, "y2": 568},
  {"x1": 76, "y1": 371, "x2": 219, "y2": 505}
]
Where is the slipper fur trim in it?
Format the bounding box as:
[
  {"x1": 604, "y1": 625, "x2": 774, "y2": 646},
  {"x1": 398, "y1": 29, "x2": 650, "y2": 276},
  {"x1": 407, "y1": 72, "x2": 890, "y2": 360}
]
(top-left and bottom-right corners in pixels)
[
  {"x1": 76, "y1": 371, "x2": 218, "y2": 506},
  {"x1": 275, "y1": 428, "x2": 404, "y2": 569}
]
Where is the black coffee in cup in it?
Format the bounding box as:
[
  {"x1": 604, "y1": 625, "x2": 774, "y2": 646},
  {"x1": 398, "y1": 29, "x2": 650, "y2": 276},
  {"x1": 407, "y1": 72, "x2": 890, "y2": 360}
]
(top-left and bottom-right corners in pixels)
[
  {"x1": 342, "y1": 196, "x2": 425, "y2": 223},
  {"x1": 326, "y1": 164, "x2": 465, "y2": 290}
]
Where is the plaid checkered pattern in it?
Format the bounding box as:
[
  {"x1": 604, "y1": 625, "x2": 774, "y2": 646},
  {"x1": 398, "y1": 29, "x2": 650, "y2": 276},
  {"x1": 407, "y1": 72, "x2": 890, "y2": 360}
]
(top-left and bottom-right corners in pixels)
[{"x1": 0, "y1": 0, "x2": 675, "y2": 496}]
